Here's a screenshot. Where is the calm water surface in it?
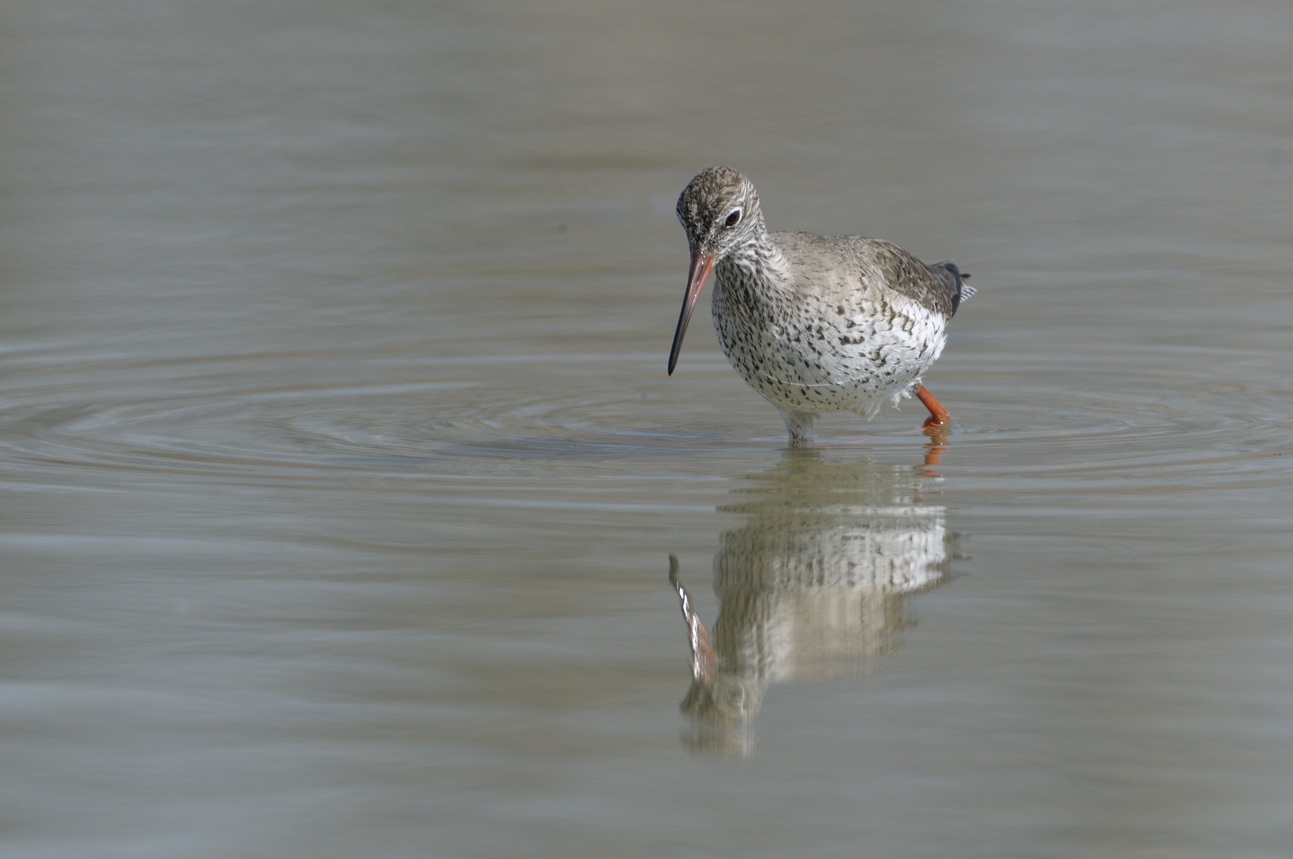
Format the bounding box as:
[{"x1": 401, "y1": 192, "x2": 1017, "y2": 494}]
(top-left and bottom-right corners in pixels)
[{"x1": 3, "y1": 1, "x2": 1293, "y2": 857}]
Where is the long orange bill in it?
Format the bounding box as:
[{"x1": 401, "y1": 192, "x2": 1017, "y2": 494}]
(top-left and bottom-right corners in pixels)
[{"x1": 667, "y1": 252, "x2": 716, "y2": 375}]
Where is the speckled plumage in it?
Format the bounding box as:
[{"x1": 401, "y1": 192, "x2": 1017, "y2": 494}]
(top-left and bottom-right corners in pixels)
[{"x1": 668, "y1": 166, "x2": 974, "y2": 444}]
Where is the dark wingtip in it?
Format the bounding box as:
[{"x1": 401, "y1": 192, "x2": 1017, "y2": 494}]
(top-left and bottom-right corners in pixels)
[{"x1": 936, "y1": 261, "x2": 975, "y2": 315}]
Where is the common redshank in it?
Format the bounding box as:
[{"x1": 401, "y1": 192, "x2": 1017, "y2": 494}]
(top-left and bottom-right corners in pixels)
[{"x1": 668, "y1": 166, "x2": 974, "y2": 445}]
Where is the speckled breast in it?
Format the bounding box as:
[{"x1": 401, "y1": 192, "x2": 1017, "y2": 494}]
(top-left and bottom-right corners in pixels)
[{"x1": 710, "y1": 273, "x2": 948, "y2": 417}]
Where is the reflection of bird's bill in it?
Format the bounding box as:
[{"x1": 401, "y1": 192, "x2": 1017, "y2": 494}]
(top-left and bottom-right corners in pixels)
[
  {"x1": 666, "y1": 452, "x2": 955, "y2": 743},
  {"x1": 668, "y1": 554, "x2": 715, "y2": 686}
]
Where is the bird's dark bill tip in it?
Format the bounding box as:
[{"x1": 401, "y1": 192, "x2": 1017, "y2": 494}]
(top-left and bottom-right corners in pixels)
[{"x1": 667, "y1": 253, "x2": 716, "y2": 376}]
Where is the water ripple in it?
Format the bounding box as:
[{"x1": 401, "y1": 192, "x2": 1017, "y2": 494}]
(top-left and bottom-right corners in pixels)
[{"x1": 0, "y1": 347, "x2": 1286, "y2": 489}]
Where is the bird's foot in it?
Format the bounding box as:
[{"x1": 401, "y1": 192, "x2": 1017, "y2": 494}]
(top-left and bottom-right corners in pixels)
[{"x1": 915, "y1": 386, "x2": 952, "y2": 432}]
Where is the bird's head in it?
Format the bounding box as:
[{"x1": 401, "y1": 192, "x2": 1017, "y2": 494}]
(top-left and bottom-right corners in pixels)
[
  {"x1": 669, "y1": 167, "x2": 763, "y2": 375},
  {"x1": 675, "y1": 166, "x2": 762, "y2": 262}
]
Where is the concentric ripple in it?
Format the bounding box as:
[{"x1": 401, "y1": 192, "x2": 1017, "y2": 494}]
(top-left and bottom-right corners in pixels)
[
  {"x1": 942, "y1": 348, "x2": 1292, "y2": 493},
  {"x1": 0, "y1": 350, "x2": 747, "y2": 489},
  {"x1": 0, "y1": 345, "x2": 1287, "y2": 491}
]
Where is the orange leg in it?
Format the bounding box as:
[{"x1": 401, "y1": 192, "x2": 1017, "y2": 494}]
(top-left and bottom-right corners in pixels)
[{"x1": 915, "y1": 385, "x2": 951, "y2": 429}]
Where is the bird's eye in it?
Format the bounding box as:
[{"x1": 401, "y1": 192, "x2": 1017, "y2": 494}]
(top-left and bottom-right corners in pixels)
[{"x1": 723, "y1": 209, "x2": 742, "y2": 229}]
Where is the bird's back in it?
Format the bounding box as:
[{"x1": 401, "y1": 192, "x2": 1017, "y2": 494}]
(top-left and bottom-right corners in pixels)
[{"x1": 771, "y1": 231, "x2": 970, "y2": 319}]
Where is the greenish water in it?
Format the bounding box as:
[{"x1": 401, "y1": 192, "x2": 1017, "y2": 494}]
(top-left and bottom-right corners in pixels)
[{"x1": 3, "y1": 2, "x2": 1292, "y2": 857}]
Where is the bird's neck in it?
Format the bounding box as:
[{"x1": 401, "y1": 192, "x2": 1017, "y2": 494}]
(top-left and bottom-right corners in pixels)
[{"x1": 718, "y1": 219, "x2": 790, "y2": 292}]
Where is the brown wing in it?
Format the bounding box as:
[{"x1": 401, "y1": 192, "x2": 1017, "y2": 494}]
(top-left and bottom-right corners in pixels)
[{"x1": 858, "y1": 238, "x2": 972, "y2": 318}]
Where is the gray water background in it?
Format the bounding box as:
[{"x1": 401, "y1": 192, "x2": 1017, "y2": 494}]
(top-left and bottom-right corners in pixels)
[{"x1": 3, "y1": 1, "x2": 1293, "y2": 856}]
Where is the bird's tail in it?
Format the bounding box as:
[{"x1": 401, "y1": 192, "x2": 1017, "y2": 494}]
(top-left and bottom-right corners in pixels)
[{"x1": 935, "y1": 261, "x2": 975, "y2": 314}]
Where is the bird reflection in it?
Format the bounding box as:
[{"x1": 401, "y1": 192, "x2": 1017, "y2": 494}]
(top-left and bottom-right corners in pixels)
[{"x1": 669, "y1": 443, "x2": 955, "y2": 754}]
